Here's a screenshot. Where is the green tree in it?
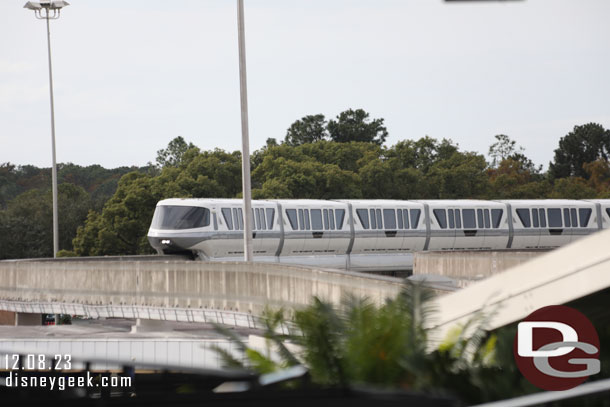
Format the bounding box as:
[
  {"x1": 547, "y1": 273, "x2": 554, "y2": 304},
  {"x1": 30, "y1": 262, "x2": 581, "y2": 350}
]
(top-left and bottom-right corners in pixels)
[
  {"x1": 327, "y1": 109, "x2": 388, "y2": 145},
  {"x1": 583, "y1": 159, "x2": 610, "y2": 195},
  {"x1": 383, "y1": 137, "x2": 462, "y2": 198},
  {"x1": 296, "y1": 140, "x2": 381, "y2": 173},
  {"x1": 0, "y1": 184, "x2": 90, "y2": 259},
  {"x1": 487, "y1": 157, "x2": 548, "y2": 199},
  {"x1": 0, "y1": 163, "x2": 19, "y2": 209},
  {"x1": 72, "y1": 211, "x2": 104, "y2": 257},
  {"x1": 156, "y1": 136, "x2": 196, "y2": 168},
  {"x1": 488, "y1": 134, "x2": 541, "y2": 174},
  {"x1": 173, "y1": 149, "x2": 242, "y2": 198},
  {"x1": 73, "y1": 147, "x2": 243, "y2": 256},
  {"x1": 253, "y1": 157, "x2": 361, "y2": 199},
  {"x1": 549, "y1": 177, "x2": 597, "y2": 199},
  {"x1": 425, "y1": 152, "x2": 491, "y2": 199},
  {"x1": 385, "y1": 137, "x2": 459, "y2": 174},
  {"x1": 284, "y1": 114, "x2": 328, "y2": 146},
  {"x1": 488, "y1": 134, "x2": 521, "y2": 168},
  {"x1": 1, "y1": 162, "x2": 134, "y2": 212},
  {"x1": 549, "y1": 123, "x2": 610, "y2": 179},
  {"x1": 0, "y1": 207, "x2": 48, "y2": 259},
  {"x1": 73, "y1": 172, "x2": 158, "y2": 256},
  {"x1": 358, "y1": 158, "x2": 395, "y2": 199}
]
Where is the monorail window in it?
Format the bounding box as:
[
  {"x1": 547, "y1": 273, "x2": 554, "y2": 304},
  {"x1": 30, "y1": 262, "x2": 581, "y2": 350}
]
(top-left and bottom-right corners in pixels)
[
  {"x1": 532, "y1": 208, "x2": 539, "y2": 228},
  {"x1": 571, "y1": 208, "x2": 578, "y2": 227},
  {"x1": 384, "y1": 209, "x2": 396, "y2": 230},
  {"x1": 454, "y1": 209, "x2": 461, "y2": 228},
  {"x1": 255, "y1": 208, "x2": 262, "y2": 230},
  {"x1": 403, "y1": 209, "x2": 410, "y2": 229},
  {"x1": 579, "y1": 208, "x2": 592, "y2": 227},
  {"x1": 376, "y1": 209, "x2": 383, "y2": 229},
  {"x1": 330, "y1": 209, "x2": 337, "y2": 229},
  {"x1": 397, "y1": 209, "x2": 403, "y2": 229},
  {"x1": 266, "y1": 208, "x2": 275, "y2": 229},
  {"x1": 516, "y1": 209, "x2": 531, "y2": 228},
  {"x1": 606, "y1": 208, "x2": 610, "y2": 220},
  {"x1": 564, "y1": 208, "x2": 571, "y2": 227},
  {"x1": 463, "y1": 209, "x2": 476, "y2": 229},
  {"x1": 323, "y1": 209, "x2": 329, "y2": 230},
  {"x1": 152, "y1": 206, "x2": 210, "y2": 230},
  {"x1": 221, "y1": 208, "x2": 233, "y2": 230},
  {"x1": 298, "y1": 209, "x2": 305, "y2": 230},
  {"x1": 433, "y1": 209, "x2": 447, "y2": 229},
  {"x1": 484, "y1": 209, "x2": 490, "y2": 229},
  {"x1": 260, "y1": 208, "x2": 267, "y2": 230},
  {"x1": 410, "y1": 209, "x2": 421, "y2": 228},
  {"x1": 233, "y1": 208, "x2": 244, "y2": 230},
  {"x1": 548, "y1": 208, "x2": 562, "y2": 228},
  {"x1": 286, "y1": 209, "x2": 298, "y2": 230},
  {"x1": 539, "y1": 208, "x2": 547, "y2": 228},
  {"x1": 304, "y1": 209, "x2": 311, "y2": 230},
  {"x1": 491, "y1": 209, "x2": 502, "y2": 228},
  {"x1": 370, "y1": 209, "x2": 377, "y2": 229},
  {"x1": 477, "y1": 209, "x2": 484, "y2": 229},
  {"x1": 357, "y1": 209, "x2": 369, "y2": 229},
  {"x1": 448, "y1": 209, "x2": 455, "y2": 229},
  {"x1": 311, "y1": 209, "x2": 323, "y2": 231}
]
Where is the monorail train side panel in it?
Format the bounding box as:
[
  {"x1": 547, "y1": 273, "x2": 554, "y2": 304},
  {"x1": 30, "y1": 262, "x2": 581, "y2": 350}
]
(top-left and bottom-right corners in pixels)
[
  {"x1": 278, "y1": 200, "x2": 349, "y2": 269},
  {"x1": 148, "y1": 198, "x2": 609, "y2": 272},
  {"x1": 342, "y1": 200, "x2": 424, "y2": 271},
  {"x1": 501, "y1": 200, "x2": 599, "y2": 249}
]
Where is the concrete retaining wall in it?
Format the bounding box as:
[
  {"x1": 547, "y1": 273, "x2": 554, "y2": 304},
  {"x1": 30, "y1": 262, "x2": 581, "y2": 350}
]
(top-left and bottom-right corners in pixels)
[
  {"x1": 413, "y1": 250, "x2": 549, "y2": 287},
  {"x1": 0, "y1": 260, "x2": 405, "y2": 319}
]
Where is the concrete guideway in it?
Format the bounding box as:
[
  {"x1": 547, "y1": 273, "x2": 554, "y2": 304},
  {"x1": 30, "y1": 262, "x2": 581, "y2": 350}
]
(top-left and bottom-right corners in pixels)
[
  {"x1": 429, "y1": 228, "x2": 610, "y2": 342},
  {"x1": 413, "y1": 249, "x2": 549, "y2": 287},
  {"x1": 0, "y1": 260, "x2": 406, "y2": 324}
]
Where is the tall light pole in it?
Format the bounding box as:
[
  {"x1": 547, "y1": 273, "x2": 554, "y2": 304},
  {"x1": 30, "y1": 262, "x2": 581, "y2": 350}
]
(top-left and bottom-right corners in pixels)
[
  {"x1": 236, "y1": 0, "x2": 253, "y2": 262},
  {"x1": 23, "y1": 1, "x2": 69, "y2": 258}
]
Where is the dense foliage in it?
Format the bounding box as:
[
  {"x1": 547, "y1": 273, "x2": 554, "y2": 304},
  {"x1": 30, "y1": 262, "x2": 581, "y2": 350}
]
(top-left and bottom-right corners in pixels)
[
  {"x1": 0, "y1": 163, "x2": 141, "y2": 259},
  {"x1": 214, "y1": 285, "x2": 610, "y2": 405},
  {"x1": 212, "y1": 282, "x2": 534, "y2": 404},
  {"x1": 1, "y1": 108, "x2": 609, "y2": 259}
]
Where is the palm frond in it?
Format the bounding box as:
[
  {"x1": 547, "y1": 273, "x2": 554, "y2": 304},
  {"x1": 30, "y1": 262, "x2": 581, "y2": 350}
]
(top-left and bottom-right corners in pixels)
[
  {"x1": 245, "y1": 348, "x2": 280, "y2": 374},
  {"x1": 210, "y1": 344, "x2": 247, "y2": 370},
  {"x1": 293, "y1": 296, "x2": 347, "y2": 387},
  {"x1": 212, "y1": 322, "x2": 248, "y2": 353}
]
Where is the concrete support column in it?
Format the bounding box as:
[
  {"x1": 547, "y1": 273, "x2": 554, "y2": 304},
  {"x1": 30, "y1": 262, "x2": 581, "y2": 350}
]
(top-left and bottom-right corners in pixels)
[
  {"x1": 15, "y1": 313, "x2": 43, "y2": 326},
  {"x1": 130, "y1": 318, "x2": 172, "y2": 334}
]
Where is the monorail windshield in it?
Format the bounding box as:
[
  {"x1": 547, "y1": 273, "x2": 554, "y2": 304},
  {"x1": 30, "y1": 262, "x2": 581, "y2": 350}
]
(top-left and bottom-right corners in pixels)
[{"x1": 152, "y1": 206, "x2": 210, "y2": 230}]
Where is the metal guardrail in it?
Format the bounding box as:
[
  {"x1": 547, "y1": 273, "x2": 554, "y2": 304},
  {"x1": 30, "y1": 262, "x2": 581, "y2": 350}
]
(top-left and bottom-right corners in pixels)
[
  {"x1": 0, "y1": 300, "x2": 267, "y2": 330},
  {"x1": 0, "y1": 299, "x2": 295, "y2": 334}
]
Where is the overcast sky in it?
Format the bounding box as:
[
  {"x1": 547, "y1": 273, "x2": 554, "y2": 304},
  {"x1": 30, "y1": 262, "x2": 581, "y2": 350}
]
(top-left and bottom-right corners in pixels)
[{"x1": 1, "y1": 0, "x2": 609, "y2": 169}]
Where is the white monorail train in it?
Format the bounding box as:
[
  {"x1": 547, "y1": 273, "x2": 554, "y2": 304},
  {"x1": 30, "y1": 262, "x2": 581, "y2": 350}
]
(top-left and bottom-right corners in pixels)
[{"x1": 147, "y1": 198, "x2": 610, "y2": 272}]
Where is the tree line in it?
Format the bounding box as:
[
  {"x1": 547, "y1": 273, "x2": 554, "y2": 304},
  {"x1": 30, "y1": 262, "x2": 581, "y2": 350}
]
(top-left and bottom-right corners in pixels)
[
  {"x1": 0, "y1": 163, "x2": 148, "y2": 258},
  {"x1": 1, "y1": 108, "x2": 609, "y2": 259}
]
